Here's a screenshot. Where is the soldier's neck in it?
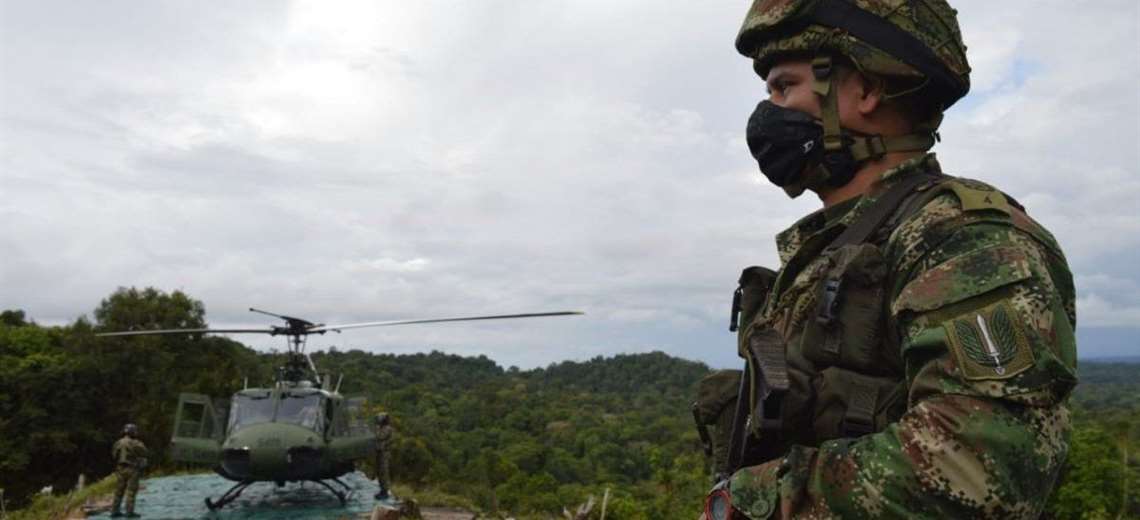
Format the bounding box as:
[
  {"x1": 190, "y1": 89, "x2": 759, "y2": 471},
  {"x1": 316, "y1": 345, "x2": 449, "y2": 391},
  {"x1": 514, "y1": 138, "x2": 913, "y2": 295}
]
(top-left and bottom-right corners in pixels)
[{"x1": 816, "y1": 151, "x2": 924, "y2": 208}]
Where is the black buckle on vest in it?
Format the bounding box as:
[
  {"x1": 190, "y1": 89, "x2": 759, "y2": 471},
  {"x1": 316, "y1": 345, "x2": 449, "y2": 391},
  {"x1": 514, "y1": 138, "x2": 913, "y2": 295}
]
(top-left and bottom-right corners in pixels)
[
  {"x1": 730, "y1": 286, "x2": 743, "y2": 332},
  {"x1": 817, "y1": 278, "x2": 843, "y2": 325},
  {"x1": 841, "y1": 415, "x2": 875, "y2": 437}
]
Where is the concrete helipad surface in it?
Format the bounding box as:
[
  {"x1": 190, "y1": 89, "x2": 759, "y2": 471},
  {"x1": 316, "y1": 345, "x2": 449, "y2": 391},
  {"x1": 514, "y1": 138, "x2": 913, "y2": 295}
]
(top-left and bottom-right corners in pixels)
[{"x1": 87, "y1": 471, "x2": 391, "y2": 519}]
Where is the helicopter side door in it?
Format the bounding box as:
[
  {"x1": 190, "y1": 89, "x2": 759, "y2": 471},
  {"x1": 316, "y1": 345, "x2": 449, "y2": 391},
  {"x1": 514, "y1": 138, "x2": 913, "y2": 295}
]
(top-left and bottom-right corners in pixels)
[
  {"x1": 329, "y1": 397, "x2": 376, "y2": 463},
  {"x1": 170, "y1": 392, "x2": 223, "y2": 465}
]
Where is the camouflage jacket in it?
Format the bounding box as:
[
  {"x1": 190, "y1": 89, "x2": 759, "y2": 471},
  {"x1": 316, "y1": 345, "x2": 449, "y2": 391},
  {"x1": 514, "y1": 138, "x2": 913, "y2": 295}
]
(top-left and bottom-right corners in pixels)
[
  {"x1": 112, "y1": 436, "x2": 148, "y2": 468},
  {"x1": 375, "y1": 424, "x2": 395, "y2": 452},
  {"x1": 728, "y1": 154, "x2": 1077, "y2": 519}
]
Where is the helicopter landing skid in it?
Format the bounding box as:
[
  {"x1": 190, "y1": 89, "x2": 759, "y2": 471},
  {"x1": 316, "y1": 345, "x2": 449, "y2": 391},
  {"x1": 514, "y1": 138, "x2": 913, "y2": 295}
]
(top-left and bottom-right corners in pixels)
[
  {"x1": 204, "y1": 479, "x2": 350, "y2": 510},
  {"x1": 205, "y1": 480, "x2": 254, "y2": 510},
  {"x1": 310, "y1": 479, "x2": 349, "y2": 505},
  {"x1": 330, "y1": 476, "x2": 351, "y2": 491}
]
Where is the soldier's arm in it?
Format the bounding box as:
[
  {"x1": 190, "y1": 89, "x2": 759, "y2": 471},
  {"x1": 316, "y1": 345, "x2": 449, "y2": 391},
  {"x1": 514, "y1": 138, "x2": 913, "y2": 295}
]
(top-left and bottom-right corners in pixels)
[{"x1": 728, "y1": 194, "x2": 1077, "y2": 519}]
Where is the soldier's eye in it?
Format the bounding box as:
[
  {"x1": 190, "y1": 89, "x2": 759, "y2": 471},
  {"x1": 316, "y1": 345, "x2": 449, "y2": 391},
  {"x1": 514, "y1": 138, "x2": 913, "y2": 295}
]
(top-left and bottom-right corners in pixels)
[{"x1": 768, "y1": 80, "x2": 790, "y2": 98}]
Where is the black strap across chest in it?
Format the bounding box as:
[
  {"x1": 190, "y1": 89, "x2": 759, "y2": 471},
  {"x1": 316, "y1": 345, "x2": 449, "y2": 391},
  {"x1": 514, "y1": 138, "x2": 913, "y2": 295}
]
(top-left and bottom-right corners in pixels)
[{"x1": 825, "y1": 172, "x2": 940, "y2": 252}]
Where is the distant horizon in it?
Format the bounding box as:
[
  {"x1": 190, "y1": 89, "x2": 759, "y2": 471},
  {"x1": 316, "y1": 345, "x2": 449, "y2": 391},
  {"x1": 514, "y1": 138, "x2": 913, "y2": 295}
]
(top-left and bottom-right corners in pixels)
[
  {"x1": 296, "y1": 343, "x2": 1140, "y2": 369},
  {"x1": 6, "y1": 307, "x2": 1137, "y2": 370}
]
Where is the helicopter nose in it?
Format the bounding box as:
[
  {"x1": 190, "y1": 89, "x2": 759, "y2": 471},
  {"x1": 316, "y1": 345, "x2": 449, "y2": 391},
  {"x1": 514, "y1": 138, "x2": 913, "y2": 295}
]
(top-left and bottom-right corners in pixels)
[
  {"x1": 223, "y1": 424, "x2": 324, "y2": 480},
  {"x1": 221, "y1": 447, "x2": 252, "y2": 479},
  {"x1": 286, "y1": 445, "x2": 322, "y2": 468}
]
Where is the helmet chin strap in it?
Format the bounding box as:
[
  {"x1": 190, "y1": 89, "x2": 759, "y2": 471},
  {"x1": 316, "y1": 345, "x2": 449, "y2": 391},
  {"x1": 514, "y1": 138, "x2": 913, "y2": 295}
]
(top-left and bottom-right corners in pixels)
[{"x1": 782, "y1": 55, "x2": 936, "y2": 198}]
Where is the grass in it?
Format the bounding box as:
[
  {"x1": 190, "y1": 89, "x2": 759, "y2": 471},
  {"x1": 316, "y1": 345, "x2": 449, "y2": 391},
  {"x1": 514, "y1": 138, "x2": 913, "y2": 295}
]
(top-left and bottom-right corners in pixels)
[
  {"x1": 5, "y1": 475, "x2": 118, "y2": 520},
  {"x1": 391, "y1": 484, "x2": 478, "y2": 511}
]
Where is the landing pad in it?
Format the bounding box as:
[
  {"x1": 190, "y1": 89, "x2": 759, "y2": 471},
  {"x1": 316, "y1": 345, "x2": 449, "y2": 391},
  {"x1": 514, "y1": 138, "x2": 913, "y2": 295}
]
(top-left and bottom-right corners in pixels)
[{"x1": 87, "y1": 471, "x2": 387, "y2": 519}]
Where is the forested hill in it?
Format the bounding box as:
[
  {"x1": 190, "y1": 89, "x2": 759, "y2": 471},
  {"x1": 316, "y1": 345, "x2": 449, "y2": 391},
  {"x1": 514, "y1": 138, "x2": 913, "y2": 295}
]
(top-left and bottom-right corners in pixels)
[
  {"x1": 310, "y1": 348, "x2": 708, "y2": 398},
  {"x1": 306, "y1": 349, "x2": 713, "y2": 515},
  {"x1": 0, "y1": 289, "x2": 715, "y2": 516}
]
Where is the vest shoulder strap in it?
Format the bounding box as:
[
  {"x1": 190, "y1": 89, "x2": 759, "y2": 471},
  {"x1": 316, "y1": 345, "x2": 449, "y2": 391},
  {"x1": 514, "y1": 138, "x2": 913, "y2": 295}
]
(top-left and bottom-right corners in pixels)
[
  {"x1": 826, "y1": 172, "x2": 941, "y2": 251},
  {"x1": 944, "y1": 178, "x2": 1013, "y2": 215}
]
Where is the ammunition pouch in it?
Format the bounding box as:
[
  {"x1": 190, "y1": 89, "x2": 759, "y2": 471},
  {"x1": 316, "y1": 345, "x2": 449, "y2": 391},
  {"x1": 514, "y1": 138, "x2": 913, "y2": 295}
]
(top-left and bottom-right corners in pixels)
[
  {"x1": 809, "y1": 367, "x2": 906, "y2": 440},
  {"x1": 725, "y1": 266, "x2": 789, "y2": 473},
  {"x1": 694, "y1": 369, "x2": 745, "y2": 480},
  {"x1": 800, "y1": 243, "x2": 898, "y2": 375},
  {"x1": 738, "y1": 325, "x2": 792, "y2": 466},
  {"x1": 730, "y1": 266, "x2": 778, "y2": 334}
]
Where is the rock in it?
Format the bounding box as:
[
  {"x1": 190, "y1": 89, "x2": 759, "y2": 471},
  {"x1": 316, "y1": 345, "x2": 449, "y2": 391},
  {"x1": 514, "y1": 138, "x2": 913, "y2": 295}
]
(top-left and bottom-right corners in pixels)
[
  {"x1": 367, "y1": 498, "x2": 426, "y2": 520},
  {"x1": 371, "y1": 504, "x2": 403, "y2": 520}
]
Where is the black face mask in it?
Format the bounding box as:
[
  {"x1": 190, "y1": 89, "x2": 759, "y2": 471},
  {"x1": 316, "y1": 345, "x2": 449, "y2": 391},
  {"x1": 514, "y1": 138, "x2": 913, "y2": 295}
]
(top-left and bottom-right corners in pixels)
[{"x1": 745, "y1": 101, "x2": 857, "y2": 190}]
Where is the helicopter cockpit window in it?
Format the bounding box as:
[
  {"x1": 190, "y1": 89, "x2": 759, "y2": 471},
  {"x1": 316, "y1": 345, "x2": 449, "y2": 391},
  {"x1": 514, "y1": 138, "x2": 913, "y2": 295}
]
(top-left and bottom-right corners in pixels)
[
  {"x1": 228, "y1": 393, "x2": 274, "y2": 433},
  {"x1": 277, "y1": 393, "x2": 327, "y2": 432}
]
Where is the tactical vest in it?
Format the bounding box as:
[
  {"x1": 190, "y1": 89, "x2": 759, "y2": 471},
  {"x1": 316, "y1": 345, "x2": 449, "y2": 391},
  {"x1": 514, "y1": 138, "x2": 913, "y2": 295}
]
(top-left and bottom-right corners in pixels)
[{"x1": 726, "y1": 171, "x2": 1021, "y2": 466}]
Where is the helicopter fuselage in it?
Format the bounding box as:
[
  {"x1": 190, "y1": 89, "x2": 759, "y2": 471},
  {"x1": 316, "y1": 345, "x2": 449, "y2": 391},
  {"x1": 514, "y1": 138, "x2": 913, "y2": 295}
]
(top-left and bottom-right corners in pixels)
[
  {"x1": 170, "y1": 381, "x2": 375, "y2": 487},
  {"x1": 215, "y1": 384, "x2": 371, "y2": 482}
]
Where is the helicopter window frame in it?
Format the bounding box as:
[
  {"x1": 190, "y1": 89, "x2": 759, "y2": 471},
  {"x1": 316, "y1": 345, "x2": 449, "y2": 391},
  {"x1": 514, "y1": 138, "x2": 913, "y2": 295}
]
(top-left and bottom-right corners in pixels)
[
  {"x1": 227, "y1": 391, "x2": 276, "y2": 434},
  {"x1": 330, "y1": 400, "x2": 350, "y2": 437},
  {"x1": 276, "y1": 391, "x2": 328, "y2": 433}
]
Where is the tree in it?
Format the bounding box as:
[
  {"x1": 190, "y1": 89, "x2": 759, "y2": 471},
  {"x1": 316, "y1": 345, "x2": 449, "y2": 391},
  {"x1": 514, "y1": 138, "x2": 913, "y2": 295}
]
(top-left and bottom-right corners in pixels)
[
  {"x1": 1048, "y1": 426, "x2": 1124, "y2": 519},
  {"x1": 94, "y1": 287, "x2": 206, "y2": 332},
  {"x1": 0, "y1": 309, "x2": 29, "y2": 326}
]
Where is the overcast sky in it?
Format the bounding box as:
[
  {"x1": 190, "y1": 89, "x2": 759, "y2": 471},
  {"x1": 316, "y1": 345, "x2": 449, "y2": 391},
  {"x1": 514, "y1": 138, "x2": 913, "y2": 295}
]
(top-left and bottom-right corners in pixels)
[{"x1": 2, "y1": 1, "x2": 1137, "y2": 369}]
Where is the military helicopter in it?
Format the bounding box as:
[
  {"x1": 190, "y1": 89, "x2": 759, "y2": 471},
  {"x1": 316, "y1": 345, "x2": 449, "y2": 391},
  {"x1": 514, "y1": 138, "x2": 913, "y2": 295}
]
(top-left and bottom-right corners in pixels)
[{"x1": 97, "y1": 307, "x2": 581, "y2": 510}]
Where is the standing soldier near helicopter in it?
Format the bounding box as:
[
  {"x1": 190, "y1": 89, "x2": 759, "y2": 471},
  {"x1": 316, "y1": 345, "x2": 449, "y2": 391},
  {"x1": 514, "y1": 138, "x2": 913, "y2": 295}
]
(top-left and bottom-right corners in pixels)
[
  {"x1": 373, "y1": 413, "x2": 395, "y2": 500},
  {"x1": 704, "y1": 0, "x2": 1079, "y2": 518},
  {"x1": 110, "y1": 423, "x2": 148, "y2": 518}
]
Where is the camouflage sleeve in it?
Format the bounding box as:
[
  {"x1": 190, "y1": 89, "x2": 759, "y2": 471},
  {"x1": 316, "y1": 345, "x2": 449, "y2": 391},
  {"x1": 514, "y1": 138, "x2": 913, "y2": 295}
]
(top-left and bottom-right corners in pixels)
[{"x1": 729, "y1": 191, "x2": 1078, "y2": 519}]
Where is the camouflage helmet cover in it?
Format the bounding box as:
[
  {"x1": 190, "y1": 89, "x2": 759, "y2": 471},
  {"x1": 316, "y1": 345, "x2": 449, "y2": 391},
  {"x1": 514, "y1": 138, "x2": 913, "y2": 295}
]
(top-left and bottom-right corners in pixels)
[{"x1": 736, "y1": 0, "x2": 971, "y2": 109}]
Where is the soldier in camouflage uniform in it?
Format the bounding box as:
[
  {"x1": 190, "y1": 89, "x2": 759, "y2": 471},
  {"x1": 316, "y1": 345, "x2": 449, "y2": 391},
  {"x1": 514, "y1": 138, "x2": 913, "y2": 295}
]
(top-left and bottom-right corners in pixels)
[
  {"x1": 704, "y1": 1, "x2": 1078, "y2": 518},
  {"x1": 111, "y1": 423, "x2": 148, "y2": 518},
  {"x1": 373, "y1": 413, "x2": 395, "y2": 500}
]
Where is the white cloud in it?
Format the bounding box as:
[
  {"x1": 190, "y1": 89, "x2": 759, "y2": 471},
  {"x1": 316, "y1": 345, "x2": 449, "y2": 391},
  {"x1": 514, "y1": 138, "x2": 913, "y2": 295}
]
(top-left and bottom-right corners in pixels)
[
  {"x1": 2, "y1": 0, "x2": 1137, "y2": 368},
  {"x1": 1076, "y1": 293, "x2": 1140, "y2": 328}
]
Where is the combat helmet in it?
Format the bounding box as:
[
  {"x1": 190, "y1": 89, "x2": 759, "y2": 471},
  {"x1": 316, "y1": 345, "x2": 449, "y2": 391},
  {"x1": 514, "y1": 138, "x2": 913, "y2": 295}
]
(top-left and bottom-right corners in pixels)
[
  {"x1": 123, "y1": 423, "x2": 138, "y2": 436},
  {"x1": 737, "y1": 0, "x2": 970, "y2": 109},
  {"x1": 374, "y1": 413, "x2": 390, "y2": 426},
  {"x1": 736, "y1": 0, "x2": 972, "y2": 194}
]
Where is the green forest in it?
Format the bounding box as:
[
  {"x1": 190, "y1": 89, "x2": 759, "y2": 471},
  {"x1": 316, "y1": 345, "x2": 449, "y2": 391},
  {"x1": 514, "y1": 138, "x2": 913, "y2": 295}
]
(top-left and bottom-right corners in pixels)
[{"x1": 1, "y1": 287, "x2": 1137, "y2": 519}]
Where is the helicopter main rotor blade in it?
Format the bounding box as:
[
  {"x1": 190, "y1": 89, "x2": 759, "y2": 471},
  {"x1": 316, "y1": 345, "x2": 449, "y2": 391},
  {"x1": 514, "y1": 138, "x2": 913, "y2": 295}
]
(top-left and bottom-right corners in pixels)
[
  {"x1": 249, "y1": 307, "x2": 317, "y2": 327},
  {"x1": 308, "y1": 311, "x2": 584, "y2": 333},
  {"x1": 95, "y1": 328, "x2": 276, "y2": 337}
]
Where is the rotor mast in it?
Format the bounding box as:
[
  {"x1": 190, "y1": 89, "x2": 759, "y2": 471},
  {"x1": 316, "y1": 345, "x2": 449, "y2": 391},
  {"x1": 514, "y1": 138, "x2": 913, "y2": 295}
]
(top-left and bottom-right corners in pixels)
[{"x1": 247, "y1": 308, "x2": 329, "y2": 386}]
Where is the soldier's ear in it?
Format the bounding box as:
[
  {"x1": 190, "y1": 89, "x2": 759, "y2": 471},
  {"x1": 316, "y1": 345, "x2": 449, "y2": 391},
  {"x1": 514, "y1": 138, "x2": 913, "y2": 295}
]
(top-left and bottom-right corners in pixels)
[{"x1": 854, "y1": 72, "x2": 885, "y2": 116}]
